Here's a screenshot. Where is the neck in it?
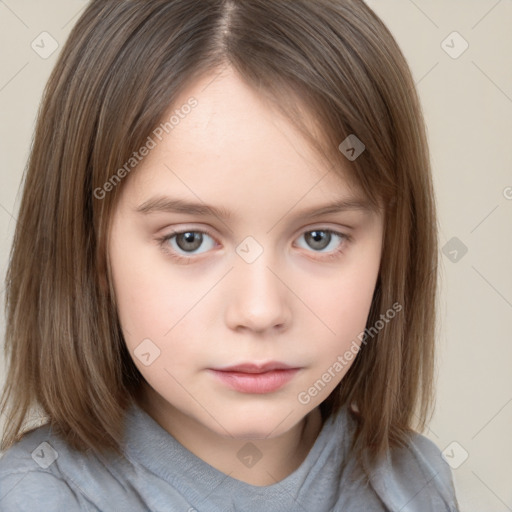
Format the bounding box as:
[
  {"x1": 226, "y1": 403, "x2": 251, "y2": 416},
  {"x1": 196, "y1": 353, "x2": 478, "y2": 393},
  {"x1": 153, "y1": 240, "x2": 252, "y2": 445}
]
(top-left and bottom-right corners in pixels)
[{"x1": 135, "y1": 383, "x2": 324, "y2": 486}]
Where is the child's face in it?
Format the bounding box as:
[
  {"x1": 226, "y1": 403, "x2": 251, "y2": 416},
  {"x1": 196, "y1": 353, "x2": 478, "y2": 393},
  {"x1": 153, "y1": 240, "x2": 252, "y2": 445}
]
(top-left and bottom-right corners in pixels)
[{"x1": 108, "y1": 67, "x2": 384, "y2": 440}]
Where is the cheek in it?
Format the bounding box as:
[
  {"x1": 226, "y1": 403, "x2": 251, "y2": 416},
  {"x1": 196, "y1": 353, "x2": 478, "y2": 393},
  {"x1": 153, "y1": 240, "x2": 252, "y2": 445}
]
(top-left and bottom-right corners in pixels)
[
  {"x1": 110, "y1": 237, "x2": 202, "y2": 343},
  {"x1": 111, "y1": 268, "x2": 165, "y2": 341},
  {"x1": 310, "y1": 257, "x2": 379, "y2": 330},
  {"x1": 311, "y1": 282, "x2": 374, "y2": 356},
  {"x1": 111, "y1": 258, "x2": 214, "y2": 387},
  {"x1": 298, "y1": 252, "x2": 380, "y2": 363},
  {"x1": 292, "y1": 266, "x2": 379, "y2": 406}
]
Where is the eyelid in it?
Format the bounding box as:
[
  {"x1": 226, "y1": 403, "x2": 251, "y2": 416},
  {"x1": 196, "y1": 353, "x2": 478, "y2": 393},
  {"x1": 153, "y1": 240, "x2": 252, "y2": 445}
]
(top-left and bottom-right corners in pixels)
[
  {"x1": 293, "y1": 221, "x2": 353, "y2": 238},
  {"x1": 159, "y1": 227, "x2": 219, "y2": 250}
]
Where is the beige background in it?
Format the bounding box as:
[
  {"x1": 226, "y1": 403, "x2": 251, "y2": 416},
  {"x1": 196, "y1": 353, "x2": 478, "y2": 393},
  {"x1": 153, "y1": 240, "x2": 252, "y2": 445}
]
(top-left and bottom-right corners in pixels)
[{"x1": 1, "y1": 1, "x2": 511, "y2": 510}]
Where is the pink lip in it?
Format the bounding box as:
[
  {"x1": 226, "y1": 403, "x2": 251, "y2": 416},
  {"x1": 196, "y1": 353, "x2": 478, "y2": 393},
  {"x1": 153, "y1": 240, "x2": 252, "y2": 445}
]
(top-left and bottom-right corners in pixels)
[{"x1": 209, "y1": 362, "x2": 300, "y2": 394}]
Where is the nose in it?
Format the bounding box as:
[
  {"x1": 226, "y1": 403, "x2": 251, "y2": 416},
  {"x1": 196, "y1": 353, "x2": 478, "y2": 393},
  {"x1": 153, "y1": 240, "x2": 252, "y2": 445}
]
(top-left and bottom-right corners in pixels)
[{"x1": 224, "y1": 254, "x2": 291, "y2": 334}]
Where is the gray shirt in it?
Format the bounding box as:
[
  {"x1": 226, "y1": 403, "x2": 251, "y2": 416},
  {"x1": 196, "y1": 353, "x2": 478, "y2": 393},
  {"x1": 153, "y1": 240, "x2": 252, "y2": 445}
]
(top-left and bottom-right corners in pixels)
[{"x1": 0, "y1": 403, "x2": 459, "y2": 511}]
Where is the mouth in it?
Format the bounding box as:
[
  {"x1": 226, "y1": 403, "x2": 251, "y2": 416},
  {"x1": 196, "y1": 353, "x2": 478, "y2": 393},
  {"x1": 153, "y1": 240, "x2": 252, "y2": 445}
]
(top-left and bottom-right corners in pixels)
[{"x1": 208, "y1": 361, "x2": 301, "y2": 394}]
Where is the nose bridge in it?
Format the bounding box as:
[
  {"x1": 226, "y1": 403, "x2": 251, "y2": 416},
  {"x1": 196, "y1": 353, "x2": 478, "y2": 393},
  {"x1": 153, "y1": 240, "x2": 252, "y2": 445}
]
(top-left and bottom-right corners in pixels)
[{"x1": 225, "y1": 243, "x2": 291, "y2": 332}]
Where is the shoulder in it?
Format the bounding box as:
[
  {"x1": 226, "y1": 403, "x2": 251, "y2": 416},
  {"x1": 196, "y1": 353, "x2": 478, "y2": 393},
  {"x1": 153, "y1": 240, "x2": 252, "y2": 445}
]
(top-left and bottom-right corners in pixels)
[
  {"x1": 0, "y1": 424, "x2": 97, "y2": 511},
  {"x1": 392, "y1": 432, "x2": 454, "y2": 484},
  {"x1": 0, "y1": 470, "x2": 87, "y2": 512},
  {"x1": 368, "y1": 431, "x2": 460, "y2": 512}
]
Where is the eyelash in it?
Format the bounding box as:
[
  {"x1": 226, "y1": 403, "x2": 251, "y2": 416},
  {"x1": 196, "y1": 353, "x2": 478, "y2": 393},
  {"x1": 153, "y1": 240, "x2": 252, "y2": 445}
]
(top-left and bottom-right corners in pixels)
[{"x1": 156, "y1": 228, "x2": 351, "y2": 264}]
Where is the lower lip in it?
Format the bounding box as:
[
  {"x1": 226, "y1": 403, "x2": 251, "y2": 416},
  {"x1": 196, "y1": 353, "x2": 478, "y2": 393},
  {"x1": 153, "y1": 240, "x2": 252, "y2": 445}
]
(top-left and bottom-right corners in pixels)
[{"x1": 209, "y1": 369, "x2": 299, "y2": 394}]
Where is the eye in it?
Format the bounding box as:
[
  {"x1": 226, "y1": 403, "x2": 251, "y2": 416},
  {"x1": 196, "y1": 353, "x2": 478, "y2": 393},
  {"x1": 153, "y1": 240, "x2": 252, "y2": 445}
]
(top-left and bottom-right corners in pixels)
[
  {"x1": 159, "y1": 230, "x2": 217, "y2": 257},
  {"x1": 295, "y1": 229, "x2": 349, "y2": 256},
  {"x1": 157, "y1": 227, "x2": 350, "y2": 264}
]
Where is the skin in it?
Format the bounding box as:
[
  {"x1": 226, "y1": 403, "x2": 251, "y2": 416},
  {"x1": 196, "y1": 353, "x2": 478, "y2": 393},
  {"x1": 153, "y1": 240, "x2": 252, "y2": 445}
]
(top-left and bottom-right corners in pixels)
[{"x1": 108, "y1": 66, "x2": 384, "y2": 486}]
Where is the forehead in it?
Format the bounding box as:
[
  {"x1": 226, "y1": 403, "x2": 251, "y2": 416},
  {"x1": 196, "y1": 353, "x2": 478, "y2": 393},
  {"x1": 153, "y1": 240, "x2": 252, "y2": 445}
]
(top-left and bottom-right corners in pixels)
[{"x1": 119, "y1": 67, "x2": 371, "y2": 218}]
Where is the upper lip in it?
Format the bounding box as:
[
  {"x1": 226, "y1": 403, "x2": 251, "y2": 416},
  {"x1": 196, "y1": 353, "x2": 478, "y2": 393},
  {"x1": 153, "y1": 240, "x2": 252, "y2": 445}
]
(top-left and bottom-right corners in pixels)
[{"x1": 213, "y1": 362, "x2": 297, "y2": 374}]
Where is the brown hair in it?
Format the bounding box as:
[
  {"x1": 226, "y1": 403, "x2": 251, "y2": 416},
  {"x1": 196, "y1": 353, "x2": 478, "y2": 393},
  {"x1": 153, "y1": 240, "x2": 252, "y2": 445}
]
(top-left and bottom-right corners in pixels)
[{"x1": 1, "y1": 0, "x2": 437, "y2": 466}]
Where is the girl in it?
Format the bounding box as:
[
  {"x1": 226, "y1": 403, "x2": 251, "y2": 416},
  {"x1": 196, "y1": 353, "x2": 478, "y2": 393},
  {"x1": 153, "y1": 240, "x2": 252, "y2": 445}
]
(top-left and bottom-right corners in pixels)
[{"x1": 0, "y1": 0, "x2": 459, "y2": 510}]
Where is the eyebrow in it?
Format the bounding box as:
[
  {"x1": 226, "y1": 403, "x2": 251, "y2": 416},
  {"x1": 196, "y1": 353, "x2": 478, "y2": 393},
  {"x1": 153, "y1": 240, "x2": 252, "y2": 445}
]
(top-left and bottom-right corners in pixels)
[{"x1": 135, "y1": 195, "x2": 376, "y2": 220}]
